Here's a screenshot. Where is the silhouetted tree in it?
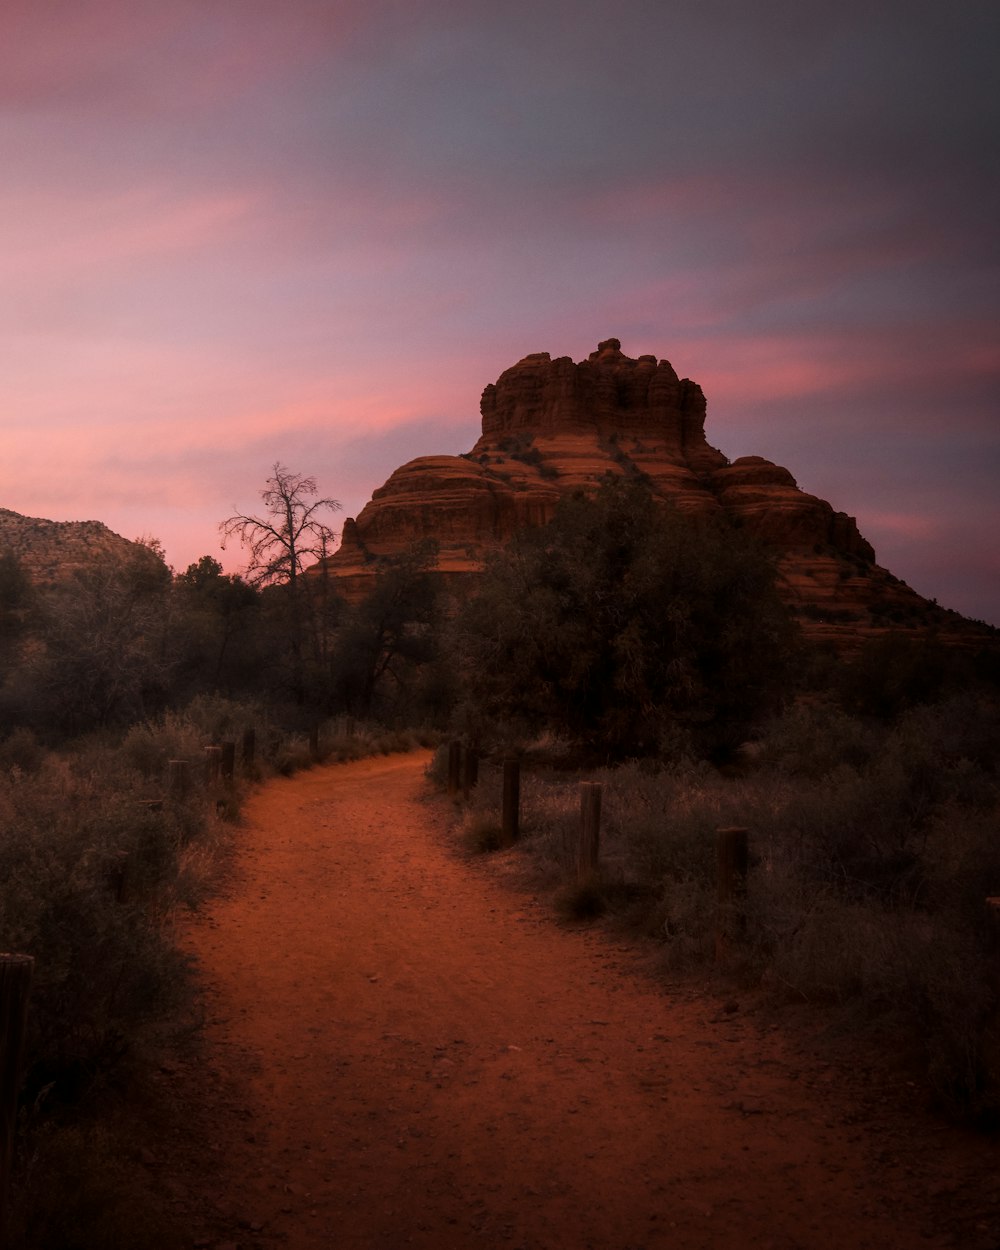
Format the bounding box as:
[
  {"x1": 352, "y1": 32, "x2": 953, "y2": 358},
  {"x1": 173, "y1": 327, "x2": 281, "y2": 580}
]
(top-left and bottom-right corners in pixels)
[
  {"x1": 0, "y1": 552, "x2": 35, "y2": 700},
  {"x1": 0, "y1": 551, "x2": 33, "y2": 641},
  {"x1": 456, "y1": 477, "x2": 797, "y2": 760},
  {"x1": 17, "y1": 540, "x2": 173, "y2": 734},
  {"x1": 220, "y1": 464, "x2": 341, "y2": 702},
  {"x1": 330, "y1": 540, "x2": 441, "y2": 718},
  {"x1": 173, "y1": 556, "x2": 261, "y2": 695}
]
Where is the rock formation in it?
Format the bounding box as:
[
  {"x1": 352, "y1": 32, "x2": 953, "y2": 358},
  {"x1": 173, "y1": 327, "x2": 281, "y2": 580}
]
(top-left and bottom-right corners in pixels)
[
  {"x1": 320, "y1": 340, "x2": 979, "y2": 647},
  {"x1": 0, "y1": 507, "x2": 146, "y2": 584}
]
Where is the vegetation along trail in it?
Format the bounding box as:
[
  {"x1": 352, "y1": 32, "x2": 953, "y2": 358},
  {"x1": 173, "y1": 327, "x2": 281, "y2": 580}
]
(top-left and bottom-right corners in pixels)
[{"x1": 172, "y1": 752, "x2": 996, "y2": 1250}]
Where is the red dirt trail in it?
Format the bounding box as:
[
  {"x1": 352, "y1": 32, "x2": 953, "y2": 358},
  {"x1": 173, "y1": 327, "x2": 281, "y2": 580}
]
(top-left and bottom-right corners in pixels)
[{"x1": 168, "y1": 751, "x2": 999, "y2": 1250}]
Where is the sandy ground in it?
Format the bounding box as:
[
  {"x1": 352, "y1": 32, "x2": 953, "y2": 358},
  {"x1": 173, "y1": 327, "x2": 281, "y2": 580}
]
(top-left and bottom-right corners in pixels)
[{"x1": 159, "y1": 751, "x2": 1000, "y2": 1250}]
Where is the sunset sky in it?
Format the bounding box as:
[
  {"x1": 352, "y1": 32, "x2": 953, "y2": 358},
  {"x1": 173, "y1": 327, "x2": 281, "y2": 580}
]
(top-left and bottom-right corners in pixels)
[{"x1": 2, "y1": 1, "x2": 998, "y2": 623}]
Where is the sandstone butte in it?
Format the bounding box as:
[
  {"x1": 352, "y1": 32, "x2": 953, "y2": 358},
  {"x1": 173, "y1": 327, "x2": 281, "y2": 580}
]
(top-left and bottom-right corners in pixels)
[{"x1": 318, "y1": 338, "x2": 991, "y2": 650}]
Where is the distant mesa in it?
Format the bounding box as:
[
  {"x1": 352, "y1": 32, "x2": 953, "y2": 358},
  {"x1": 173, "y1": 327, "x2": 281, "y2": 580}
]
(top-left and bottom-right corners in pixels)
[
  {"x1": 0, "y1": 507, "x2": 144, "y2": 584},
  {"x1": 321, "y1": 339, "x2": 983, "y2": 647}
]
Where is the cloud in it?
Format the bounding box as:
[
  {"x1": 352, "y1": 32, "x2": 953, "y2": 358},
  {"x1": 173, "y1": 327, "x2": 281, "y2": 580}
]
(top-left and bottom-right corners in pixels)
[
  {"x1": 0, "y1": 186, "x2": 258, "y2": 285},
  {"x1": 0, "y1": 1, "x2": 997, "y2": 623}
]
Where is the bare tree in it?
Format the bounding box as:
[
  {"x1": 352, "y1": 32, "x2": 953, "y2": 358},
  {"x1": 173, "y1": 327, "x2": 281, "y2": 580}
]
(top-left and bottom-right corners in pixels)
[
  {"x1": 219, "y1": 463, "x2": 340, "y2": 590},
  {"x1": 220, "y1": 464, "x2": 341, "y2": 701}
]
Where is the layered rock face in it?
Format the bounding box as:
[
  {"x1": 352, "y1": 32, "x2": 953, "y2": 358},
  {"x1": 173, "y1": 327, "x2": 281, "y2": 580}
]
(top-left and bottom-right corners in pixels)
[
  {"x1": 0, "y1": 507, "x2": 143, "y2": 584},
  {"x1": 322, "y1": 340, "x2": 970, "y2": 646}
]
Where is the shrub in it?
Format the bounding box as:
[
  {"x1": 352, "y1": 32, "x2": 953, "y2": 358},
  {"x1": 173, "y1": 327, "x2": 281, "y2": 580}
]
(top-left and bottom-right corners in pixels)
[
  {"x1": 455, "y1": 476, "x2": 797, "y2": 761},
  {"x1": 461, "y1": 807, "x2": 505, "y2": 854},
  {"x1": 493, "y1": 696, "x2": 1000, "y2": 1117},
  {"x1": 13, "y1": 1122, "x2": 182, "y2": 1250},
  {"x1": 0, "y1": 756, "x2": 197, "y2": 1100},
  {"x1": 0, "y1": 726, "x2": 46, "y2": 774}
]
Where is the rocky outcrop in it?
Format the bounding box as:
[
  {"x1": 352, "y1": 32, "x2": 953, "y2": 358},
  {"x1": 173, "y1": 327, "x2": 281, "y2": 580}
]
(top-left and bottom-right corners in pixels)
[
  {"x1": 320, "y1": 340, "x2": 979, "y2": 646},
  {"x1": 0, "y1": 507, "x2": 145, "y2": 584}
]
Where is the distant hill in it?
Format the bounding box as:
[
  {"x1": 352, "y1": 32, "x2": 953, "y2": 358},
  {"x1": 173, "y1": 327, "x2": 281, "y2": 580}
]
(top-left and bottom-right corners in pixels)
[
  {"x1": 320, "y1": 338, "x2": 993, "y2": 650},
  {"x1": 0, "y1": 507, "x2": 146, "y2": 584}
]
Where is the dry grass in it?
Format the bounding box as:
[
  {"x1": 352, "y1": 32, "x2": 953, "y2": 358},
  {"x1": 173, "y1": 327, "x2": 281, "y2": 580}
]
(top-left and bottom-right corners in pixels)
[{"x1": 451, "y1": 696, "x2": 1000, "y2": 1121}]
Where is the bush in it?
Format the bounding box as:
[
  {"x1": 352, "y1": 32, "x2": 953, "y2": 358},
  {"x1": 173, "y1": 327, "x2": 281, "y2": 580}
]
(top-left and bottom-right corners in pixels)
[
  {"x1": 455, "y1": 476, "x2": 797, "y2": 761},
  {"x1": 0, "y1": 696, "x2": 264, "y2": 1104},
  {"x1": 0, "y1": 759, "x2": 195, "y2": 1100},
  {"x1": 496, "y1": 696, "x2": 1000, "y2": 1118},
  {"x1": 13, "y1": 1122, "x2": 182, "y2": 1250}
]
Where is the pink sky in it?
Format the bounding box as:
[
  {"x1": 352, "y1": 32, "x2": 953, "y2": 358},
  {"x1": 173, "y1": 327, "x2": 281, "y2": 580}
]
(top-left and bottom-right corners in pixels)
[{"x1": 2, "y1": 1, "x2": 998, "y2": 624}]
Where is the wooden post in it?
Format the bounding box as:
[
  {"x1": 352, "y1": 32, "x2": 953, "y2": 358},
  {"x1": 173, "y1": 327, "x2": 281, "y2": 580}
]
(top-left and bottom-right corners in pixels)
[
  {"x1": 578, "y1": 782, "x2": 602, "y2": 882},
  {"x1": 242, "y1": 727, "x2": 256, "y2": 772},
  {"x1": 108, "y1": 851, "x2": 130, "y2": 904},
  {"x1": 461, "y1": 745, "x2": 479, "y2": 796},
  {"x1": 715, "y1": 827, "x2": 749, "y2": 961},
  {"x1": 987, "y1": 897, "x2": 1000, "y2": 955},
  {"x1": 220, "y1": 741, "x2": 236, "y2": 783},
  {"x1": 1, "y1": 954, "x2": 33, "y2": 1241},
  {"x1": 447, "y1": 740, "x2": 462, "y2": 796},
  {"x1": 501, "y1": 758, "x2": 520, "y2": 846},
  {"x1": 204, "y1": 745, "x2": 222, "y2": 785},
  {"x1": 168, "y1": 759, "x2": 191, "y2": 800}
]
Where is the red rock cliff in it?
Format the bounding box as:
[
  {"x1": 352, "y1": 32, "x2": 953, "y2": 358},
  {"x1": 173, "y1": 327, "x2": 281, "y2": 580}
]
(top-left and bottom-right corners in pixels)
[{"x1": 320, "y1": 340, "x2": 971, "y2": 646}]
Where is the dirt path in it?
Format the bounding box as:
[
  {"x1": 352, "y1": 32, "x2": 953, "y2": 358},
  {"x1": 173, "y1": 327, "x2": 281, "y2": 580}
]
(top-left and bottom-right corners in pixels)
[{"x1": 166, "y1": 751, "x2": 998, "y2": 1250}]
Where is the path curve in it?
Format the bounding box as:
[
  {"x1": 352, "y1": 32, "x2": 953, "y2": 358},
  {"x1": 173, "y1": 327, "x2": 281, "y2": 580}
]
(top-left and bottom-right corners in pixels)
[{"x1": 170, "y1": 751, "x2": 996, "y2": 1249}]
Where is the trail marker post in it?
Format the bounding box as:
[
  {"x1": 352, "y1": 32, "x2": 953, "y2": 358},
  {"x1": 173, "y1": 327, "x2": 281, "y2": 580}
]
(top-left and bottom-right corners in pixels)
[
  {"x1": 447, "y1": 740, "x2": 462, "y2": 796},
  {"x1": 1, "y1": 954, "x2": 33, "y2": 1241},
  {"x1": 204, "y1": 745, "x2": 222, "y2": 785},
  {"x1": 578, "y1": 782, "x2": 602, "y2": 882},
  {"x1": 501, "y1": 759, "x2": 520, "y2": 846},
  {"x1": 168, "y1": 759, "x2": 191, "y2": 800},
  {"x1": 461, "y1": 745, "x2": 479, "y2": 797},
  {"x1": 715, "y1": 826, "x2": 749, "y2": 962}
]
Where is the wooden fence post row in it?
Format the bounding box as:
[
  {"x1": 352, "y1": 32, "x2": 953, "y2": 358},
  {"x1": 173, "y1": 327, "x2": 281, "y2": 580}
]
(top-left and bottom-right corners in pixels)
[
  {"x1": 1, "y1": 954, "x2": 33, "y2": 1242},
  {"x1": 578, "y1": 781, "x2": 602, "y2": 882},
  {"x1": 502, "y1": 759, "x2": 520, "y2": 846},
  {"x1": 715, "y1": 826, "x2": 749, "y2": 962}
]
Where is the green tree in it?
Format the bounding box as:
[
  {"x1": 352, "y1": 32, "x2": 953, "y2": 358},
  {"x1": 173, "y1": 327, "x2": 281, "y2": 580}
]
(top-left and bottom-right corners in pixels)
[{"x1": 457, "y1": 477, "x2": 796, "y2": 759}]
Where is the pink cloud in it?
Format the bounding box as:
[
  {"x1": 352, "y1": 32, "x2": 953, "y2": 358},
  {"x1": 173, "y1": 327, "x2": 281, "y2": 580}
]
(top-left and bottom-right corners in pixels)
[
  {"x1": 0, "y1": 186, "x2": 259, "y2": 281},
  {"x1": 855, "y1": 511, "x2": 940, "y2": 542},
  {"x1": 0, "y1": 1, "x2": 369, "y2": 114},
  {"x1": 667, "y1": 319, "x2": 999, "y2": 413}
]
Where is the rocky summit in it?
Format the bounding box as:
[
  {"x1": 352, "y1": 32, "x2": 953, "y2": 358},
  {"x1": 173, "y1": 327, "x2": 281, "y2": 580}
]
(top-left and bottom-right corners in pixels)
[{"x1": 321, "y1": 339, "x2": 983, "y2": 647}]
